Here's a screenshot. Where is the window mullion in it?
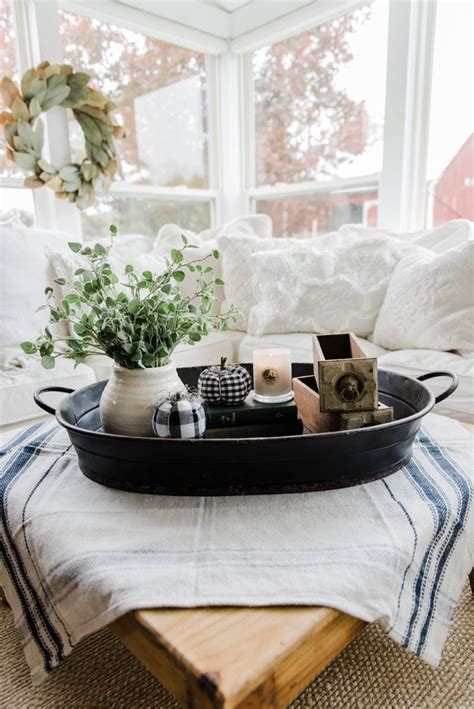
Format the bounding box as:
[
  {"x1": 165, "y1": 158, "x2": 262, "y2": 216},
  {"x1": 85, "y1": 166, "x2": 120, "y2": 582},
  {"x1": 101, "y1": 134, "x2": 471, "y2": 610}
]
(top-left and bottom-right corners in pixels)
[
  {"x1": 212, "y1": 51, "x2": 249, "y2": 223},
  {"x1": 22, "y1": 0, "x2": 81, "y2": 236},
  {"x1": 378, "y1": 0, "x2": 437, "y2": 232},
  {"x1": 204, "y1": 54, "x2": 221, "y2": 226}
]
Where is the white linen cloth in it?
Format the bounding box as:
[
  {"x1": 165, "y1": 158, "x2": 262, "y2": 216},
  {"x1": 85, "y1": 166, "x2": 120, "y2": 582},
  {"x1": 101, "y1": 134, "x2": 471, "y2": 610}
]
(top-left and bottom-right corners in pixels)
[{"x1": 0, "y1": 414, "x2": 472, "y2": 684}]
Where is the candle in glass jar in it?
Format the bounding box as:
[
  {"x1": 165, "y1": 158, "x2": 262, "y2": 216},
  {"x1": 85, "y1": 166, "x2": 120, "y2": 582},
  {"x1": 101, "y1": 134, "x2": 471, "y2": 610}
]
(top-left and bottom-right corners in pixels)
[{"x1": 253, "y1": 348, "x2": 294, "y2": 403}]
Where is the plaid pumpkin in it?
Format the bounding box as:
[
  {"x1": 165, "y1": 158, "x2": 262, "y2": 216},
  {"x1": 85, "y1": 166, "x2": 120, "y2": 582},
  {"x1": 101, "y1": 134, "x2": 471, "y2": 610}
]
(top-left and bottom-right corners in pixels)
[
  {"x1": 152, "y1": 395, "x2": 206, "y2": 439},
  {"x1": 198, "y1": 357, "x2": 252, "y2": 406}
]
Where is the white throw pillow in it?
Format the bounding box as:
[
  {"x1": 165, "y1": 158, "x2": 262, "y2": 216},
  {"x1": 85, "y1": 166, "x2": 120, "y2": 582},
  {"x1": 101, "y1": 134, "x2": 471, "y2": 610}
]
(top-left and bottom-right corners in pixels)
[
  {"x1": 0, "y1": 222, "x2": 71, "y2": 348},
  {"x1": 372, "y1": 241, "x2": 474, "y2": 351},
  {"x1": 247, "y1": 236, "x2": 405, "y2": 337},
  {"x1": 153, "y1": 216, "x2": 274, "y2": 319},
  {"x1": 330, "y1": 220, "x2": 473, "y2": 253},
  {"x1": 217, "y1": 235, "x2": 306, "y2": 330}
]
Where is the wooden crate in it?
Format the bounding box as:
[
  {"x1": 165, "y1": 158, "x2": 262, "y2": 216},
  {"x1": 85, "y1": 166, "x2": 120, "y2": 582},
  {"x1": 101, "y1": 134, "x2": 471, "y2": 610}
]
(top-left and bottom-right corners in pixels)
[
  {"x1": 292, "y1": 375, "x2": 339, "y2": 433},
  {"x1": 313, "y1": 334, "x2": 378, "y2": 413}
]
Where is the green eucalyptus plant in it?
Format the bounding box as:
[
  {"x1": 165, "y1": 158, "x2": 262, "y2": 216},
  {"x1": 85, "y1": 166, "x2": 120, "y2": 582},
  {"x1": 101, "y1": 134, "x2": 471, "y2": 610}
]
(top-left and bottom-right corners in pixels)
[{"x1": 21, "y1": 225, "x2": 235, "y2": 369}]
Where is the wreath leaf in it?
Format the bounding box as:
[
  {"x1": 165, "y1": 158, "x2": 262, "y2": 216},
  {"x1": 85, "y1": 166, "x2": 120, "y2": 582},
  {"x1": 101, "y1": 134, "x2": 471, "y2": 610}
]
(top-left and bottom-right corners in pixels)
[
  {"x1": 11, "y1": 96, "x2": 29, "y2": 121},
  {"x1": 2, "y1": 77, "x2": 20, "y2": 108}
]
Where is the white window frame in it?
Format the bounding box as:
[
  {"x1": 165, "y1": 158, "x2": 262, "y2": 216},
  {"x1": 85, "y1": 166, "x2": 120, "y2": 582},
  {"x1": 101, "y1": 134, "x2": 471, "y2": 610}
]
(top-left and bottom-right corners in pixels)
[
  {"x1": 234, "y1": 0, "x2": 439, "y2": 234},
  {"x1": 2, "y1": 0, "x2": 222, "y2": 237},
  {"x1": 1, "y1": 0, "x2": 447, "y2": 235}
]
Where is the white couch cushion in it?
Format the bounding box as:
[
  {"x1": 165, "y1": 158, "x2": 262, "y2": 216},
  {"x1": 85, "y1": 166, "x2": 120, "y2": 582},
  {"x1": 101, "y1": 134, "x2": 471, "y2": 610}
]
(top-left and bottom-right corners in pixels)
[
  {"x1": 0, "y1": 349, "x2": 95, "y2": 426},
  {"x1": 378, "y1": 349, "x2": 474, "y2": 423},
  {"x1": 247, "y1": 235, "x2": 404, "y2": 337},
  {"x1": 239, "y1": 333, "x2": 473, "y2": 423},
  {"x1": 372, "y1": 241, "x2": 474, "y2": 352},
  {"x1": 0, "y1": 222, "x2": 71, "y2": 348}
]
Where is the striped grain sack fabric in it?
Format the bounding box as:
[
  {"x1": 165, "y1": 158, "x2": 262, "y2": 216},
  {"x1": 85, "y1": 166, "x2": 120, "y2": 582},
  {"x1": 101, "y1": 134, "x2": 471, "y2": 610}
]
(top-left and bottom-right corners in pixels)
[{"x1": 0, "y1": 414, "x2": 472, "y2": 684}]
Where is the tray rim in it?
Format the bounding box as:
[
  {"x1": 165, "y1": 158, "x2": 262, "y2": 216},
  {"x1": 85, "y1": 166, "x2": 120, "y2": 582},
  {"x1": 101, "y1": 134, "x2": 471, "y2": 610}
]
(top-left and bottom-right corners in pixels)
[{"x1": 53, "y1": 366, "x2": 436, "y2": 443}]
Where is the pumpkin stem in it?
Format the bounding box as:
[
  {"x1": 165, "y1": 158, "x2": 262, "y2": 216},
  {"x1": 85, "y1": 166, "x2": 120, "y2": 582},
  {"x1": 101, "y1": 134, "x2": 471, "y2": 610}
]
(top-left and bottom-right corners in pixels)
[{"x1": 220, "y1": 356, "x2": 227, "y2": 370}]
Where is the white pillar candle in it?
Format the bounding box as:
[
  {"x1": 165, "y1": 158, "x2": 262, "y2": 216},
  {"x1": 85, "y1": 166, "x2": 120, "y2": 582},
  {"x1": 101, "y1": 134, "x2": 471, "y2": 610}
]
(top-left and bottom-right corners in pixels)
[{"x1": 252, "y1": 348, "x2": 294, "y2": 404}]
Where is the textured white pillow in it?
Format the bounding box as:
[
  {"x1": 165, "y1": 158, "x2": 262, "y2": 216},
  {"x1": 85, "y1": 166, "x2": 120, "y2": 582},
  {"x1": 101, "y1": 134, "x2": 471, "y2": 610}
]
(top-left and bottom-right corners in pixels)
[
  {"x1": 372, "y1": 241, "x2": 474, "y2": 351},
  {"x1": 0, "y1": 222, "x2": 71, "y2": 348},
  {"x1": 218, "y1": 235, "x2": 307, "y2": 330},
  {"x1": 152, "y1": 216, "x2": 273, "y2": 315},
  {"x1": 247, "y1": 236, "x2": 405, "y2": 337}
]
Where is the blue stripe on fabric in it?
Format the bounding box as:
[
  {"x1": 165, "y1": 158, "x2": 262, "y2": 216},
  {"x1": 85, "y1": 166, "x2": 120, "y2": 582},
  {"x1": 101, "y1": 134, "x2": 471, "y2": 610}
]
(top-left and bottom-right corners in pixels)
[
  {"x1": 0, "y1": 426, "x2": 64, "y2": 671},
  {"x1": 0, "y1": 422, "x2": 45, "y2": 459},
  {"x1": 21, "y1": 445, "x2": 73, "y2": 644},
  {"x1": 382, "y1": 479, "x2": 418, "y2": 634},
  {"x1": 401, "y1": 452, "x2": 448, "y2": 649},
  {"x1": 415, "y1": 431, "x2": 472, "y2": 654}
]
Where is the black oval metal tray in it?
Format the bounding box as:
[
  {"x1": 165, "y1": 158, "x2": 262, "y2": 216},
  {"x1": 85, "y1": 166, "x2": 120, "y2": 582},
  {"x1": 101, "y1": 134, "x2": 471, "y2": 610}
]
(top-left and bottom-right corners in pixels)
[{"x1": 34, "y1": 363, "x2": 458, "y2": 495}]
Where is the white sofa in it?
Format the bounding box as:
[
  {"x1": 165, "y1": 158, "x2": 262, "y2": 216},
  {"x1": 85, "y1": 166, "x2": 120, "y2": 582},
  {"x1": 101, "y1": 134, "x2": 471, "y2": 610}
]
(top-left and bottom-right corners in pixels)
[{"x1": 1, "y1": 217, "x2": 472, "y2": 431}]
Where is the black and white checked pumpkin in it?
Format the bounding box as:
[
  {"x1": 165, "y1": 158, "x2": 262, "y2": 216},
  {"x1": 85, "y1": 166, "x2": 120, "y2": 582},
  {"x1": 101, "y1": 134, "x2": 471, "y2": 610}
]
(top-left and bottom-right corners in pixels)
[
  {"x1": 152, "y1": 392, "x2": 206, "y2": 439},
  {"x1": 198, "y1": 357, "x2": 252, "y2": 406}
]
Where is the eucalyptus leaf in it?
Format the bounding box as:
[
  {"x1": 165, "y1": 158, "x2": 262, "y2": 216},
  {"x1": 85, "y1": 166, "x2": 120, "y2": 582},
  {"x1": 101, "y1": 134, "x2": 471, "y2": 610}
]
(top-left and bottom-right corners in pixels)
[
  {"x1": 29, "y1": 97, "x2": 42, "y2": 119},
  {"x1": 21, "y1": 69, "x2": 36, "y2": 98},
  {"x1": 24, "y1": 78, "x2": 47, "y2": 103},
  {"x1": 11, "y1": 96, "x2": 29, "y2": 121},
  {"x1": 13, "y1": 151, "x2": 37, "y2": 171},
  {"x1": 41, "y1": 85, "x2": 71, "y2": 111},
  {"x1": 32, "y1": 119, "x2": 44, "y2": 152},
  {"x1": 38, "y1": 157, "x2": 56, "y2": 173}
]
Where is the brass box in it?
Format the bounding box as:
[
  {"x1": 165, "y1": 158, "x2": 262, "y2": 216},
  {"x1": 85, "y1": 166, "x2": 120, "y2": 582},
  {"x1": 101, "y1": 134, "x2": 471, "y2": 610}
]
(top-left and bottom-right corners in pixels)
[
  {"x1": 339, "y1": 404, "x2": 394, "y2": 430},
  {"x1": 313, "y1": 334, "x2": 378, "y2": 413}
]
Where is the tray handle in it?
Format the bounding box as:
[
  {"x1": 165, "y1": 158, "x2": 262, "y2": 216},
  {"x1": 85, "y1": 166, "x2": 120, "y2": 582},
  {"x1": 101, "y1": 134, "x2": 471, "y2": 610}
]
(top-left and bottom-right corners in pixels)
[
  {"x1": 417, "y1": 371, "x2": 459, "y2": 404},
  {"x1": 33, "y1": 386, "x2": 75, "y2": 416}
]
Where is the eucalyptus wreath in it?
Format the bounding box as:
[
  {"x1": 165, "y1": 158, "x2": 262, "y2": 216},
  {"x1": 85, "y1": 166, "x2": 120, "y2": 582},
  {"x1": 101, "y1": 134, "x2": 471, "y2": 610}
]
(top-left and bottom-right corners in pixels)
[
  {"x1": 21, "y1": 225, "x2": 236, "y2": 370},
  {"x1": 1, "y1": 61, "x2": 125, "y2": 209}
]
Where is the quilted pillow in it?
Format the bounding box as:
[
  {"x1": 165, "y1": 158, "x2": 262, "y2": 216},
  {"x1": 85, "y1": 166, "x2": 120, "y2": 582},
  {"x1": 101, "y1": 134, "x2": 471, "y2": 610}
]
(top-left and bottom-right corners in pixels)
[
  {"x1": 247, "y1": 236, "x2": 405, "y2": 337},
  {"x1": 217, "y1": 235, "x2": 308, "y2": 330},
  {"x1": 372, "y1": 241, "x2": 474, "y2": 351}
]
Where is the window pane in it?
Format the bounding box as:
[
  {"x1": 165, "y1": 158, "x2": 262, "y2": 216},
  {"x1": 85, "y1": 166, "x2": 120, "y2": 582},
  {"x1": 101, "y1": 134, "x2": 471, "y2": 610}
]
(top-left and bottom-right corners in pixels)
[
  {"x1": 253, "y1": 1, "x2": 388, "y2": 186},
  {"x1": 0, "y1": 0, "x2": 23, "y2": 178},
  {"x1": 59, "y1": 10, "x2": 209, "y2": 189},
  {"x1": 80, "y1": 196, "x2": 211, "y2": 241},
  {"x1": 426, "y1": 1, "x2": 473, "y2": 226},
  {"x1": 256, "y1": 190, "x2": 378, "y2": 238},
  {"x1": 0, "y1": 188, "x2": 35, "y2": 227}
]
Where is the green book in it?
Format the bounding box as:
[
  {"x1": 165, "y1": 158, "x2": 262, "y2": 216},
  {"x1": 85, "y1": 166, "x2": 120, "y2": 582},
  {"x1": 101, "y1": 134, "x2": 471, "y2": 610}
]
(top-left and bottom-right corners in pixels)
[
  {"x1": 204, "y1": 394, "x2": 298, "y2": 428},
  {"x1": 205, "y1": 420, "x2": 303, "y2": 439}
]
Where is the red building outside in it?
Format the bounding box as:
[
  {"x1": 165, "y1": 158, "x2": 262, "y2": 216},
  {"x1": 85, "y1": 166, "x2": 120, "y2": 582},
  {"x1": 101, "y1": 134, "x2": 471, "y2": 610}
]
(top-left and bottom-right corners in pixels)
[{"x1": 431, "y1": 133, "x2": 474, "y2": 225}]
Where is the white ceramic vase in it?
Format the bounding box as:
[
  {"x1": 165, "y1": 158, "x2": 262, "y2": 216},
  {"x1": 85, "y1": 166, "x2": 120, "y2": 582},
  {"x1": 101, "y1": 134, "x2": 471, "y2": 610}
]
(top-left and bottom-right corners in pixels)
[{"x1": 100, "y1": 362, "x2": 186, "y2": 437}]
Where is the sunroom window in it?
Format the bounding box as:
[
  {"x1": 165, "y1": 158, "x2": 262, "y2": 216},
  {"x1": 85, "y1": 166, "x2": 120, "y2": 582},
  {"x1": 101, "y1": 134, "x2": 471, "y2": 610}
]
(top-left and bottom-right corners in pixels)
[
  {"x1": 425, "y1": 0, "x2": 473, "y2": 227},
  {"x1": 249, "y1": 0, "x2": 388, "y2": 237},
  {"x1": 58, "y1": 9, "x2": 212, "y2": 239},
  {"x1": 0, "y1": 0, "x2": 35, "y2": 226}
]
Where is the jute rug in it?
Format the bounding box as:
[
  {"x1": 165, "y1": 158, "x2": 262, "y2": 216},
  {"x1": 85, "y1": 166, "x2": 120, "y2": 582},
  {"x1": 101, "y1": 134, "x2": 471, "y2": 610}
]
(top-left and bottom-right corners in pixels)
[{"x1": 0, "y1": 586, "x2": 472, "y2": 708}]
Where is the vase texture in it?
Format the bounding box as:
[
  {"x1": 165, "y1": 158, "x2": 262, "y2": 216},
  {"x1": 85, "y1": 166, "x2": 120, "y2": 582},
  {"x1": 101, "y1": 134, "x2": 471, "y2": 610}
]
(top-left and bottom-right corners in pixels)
[{"x1": 100, "y1": 362, "x2": 185, "y2": 437}]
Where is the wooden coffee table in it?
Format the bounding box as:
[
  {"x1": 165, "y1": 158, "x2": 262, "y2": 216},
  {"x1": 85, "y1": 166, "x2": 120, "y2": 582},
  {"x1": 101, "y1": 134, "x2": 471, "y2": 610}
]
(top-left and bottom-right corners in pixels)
[
  {"x1": 113, "y1": 605, "x2": 365, "y2": 708},
  {"x1": 113, "y1": 420, "x2": 473, "y2": 708}
]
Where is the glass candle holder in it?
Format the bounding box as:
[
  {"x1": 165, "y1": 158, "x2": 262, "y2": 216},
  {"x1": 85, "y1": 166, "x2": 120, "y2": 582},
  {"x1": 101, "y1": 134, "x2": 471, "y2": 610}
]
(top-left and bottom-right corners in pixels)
[{"x1": 252, "y1": 348, "x2": 294, "y2": 404}]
